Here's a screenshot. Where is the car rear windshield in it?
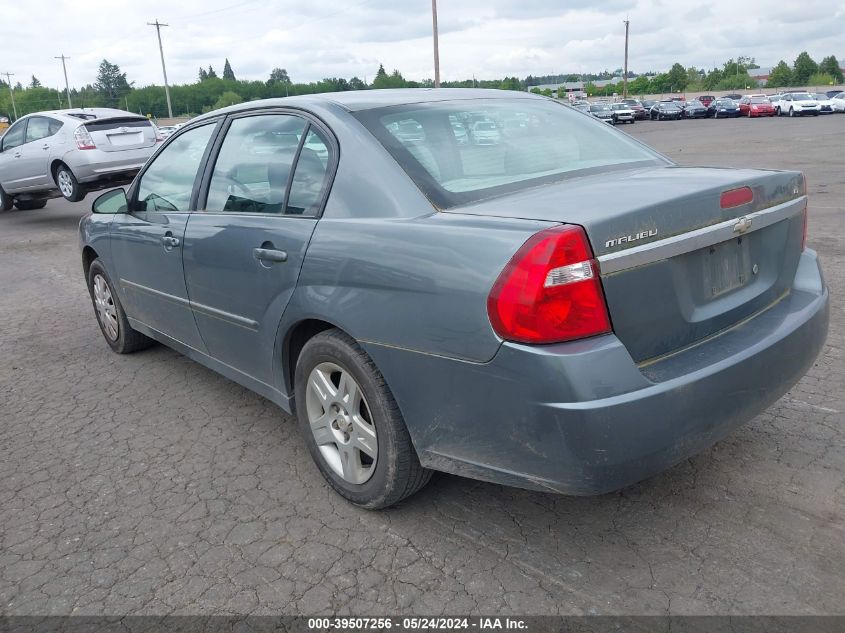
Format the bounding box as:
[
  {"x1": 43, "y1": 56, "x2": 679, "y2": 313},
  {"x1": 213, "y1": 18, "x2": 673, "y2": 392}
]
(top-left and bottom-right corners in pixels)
[
  {"x1": 750, "y1": 97, "x2": 769, "y2": 103},
  {"x1": 354, "y1": 99, "x2": 663, "y2": 209},
  {"x1": 84, "y1": 117, "x2": 153, "y2": 132}
]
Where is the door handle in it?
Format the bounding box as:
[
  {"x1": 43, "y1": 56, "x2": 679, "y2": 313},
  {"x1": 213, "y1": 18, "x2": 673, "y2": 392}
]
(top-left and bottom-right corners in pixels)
[
  {"x1": 42, "y1": 144, "x2": 50, "y2": 150},
  {"x1": 253, "y1": 247, "x2": 287, "y2": 263},
  {"x1": 161, "y1": 235, "x2": 181, "y2": 248},
  {"x1": 13, "y1": 153, "x2": 21, "y2": 159}
]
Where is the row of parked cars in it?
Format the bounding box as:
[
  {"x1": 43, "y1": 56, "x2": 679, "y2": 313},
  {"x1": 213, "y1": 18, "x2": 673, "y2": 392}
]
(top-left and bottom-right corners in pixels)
[{"x1": 575, "y1": 89, "x2": 845, "y2": 124}]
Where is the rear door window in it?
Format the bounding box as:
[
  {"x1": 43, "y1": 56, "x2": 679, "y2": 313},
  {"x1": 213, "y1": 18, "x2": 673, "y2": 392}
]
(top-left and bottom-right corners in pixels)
[{"x1": 24, "y1": 116, "x2": 61, "y2": 143}]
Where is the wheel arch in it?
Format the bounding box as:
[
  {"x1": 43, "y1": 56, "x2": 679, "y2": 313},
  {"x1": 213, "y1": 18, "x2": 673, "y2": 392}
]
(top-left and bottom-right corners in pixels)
[
  {"x1": 81, "y1": 245, "x2": 99, "y2": 279},
  {"x1": 281, "y1": 318, "x2": 344, "y2": 410},
  {"x1": 50, "y1": 159, "x2": 68, "y2": 183}
]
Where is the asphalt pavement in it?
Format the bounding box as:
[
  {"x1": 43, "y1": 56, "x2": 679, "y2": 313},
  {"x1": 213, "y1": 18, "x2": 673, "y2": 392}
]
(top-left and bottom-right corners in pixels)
[{"x1": 0, "y1": 115, "x2": 842, "y2": 615}]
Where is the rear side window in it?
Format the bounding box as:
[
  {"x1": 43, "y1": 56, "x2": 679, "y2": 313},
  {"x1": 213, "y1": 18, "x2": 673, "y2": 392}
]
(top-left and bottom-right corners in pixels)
[
  {"x1": 206, "y1": 114, "x2": 306, "y2": 214},
  {"x1": 135, "y1": 123, "x2": 216, "y2": 212},
  {"x1": 355, "y1": 99, "x2": 662, "y2": 209},
  {"x1": 25, "y1": 116, "x2": 61, "y2": 143},
  {"x1": 286, "y1": 128, "x2": 330, "y2": 216}
]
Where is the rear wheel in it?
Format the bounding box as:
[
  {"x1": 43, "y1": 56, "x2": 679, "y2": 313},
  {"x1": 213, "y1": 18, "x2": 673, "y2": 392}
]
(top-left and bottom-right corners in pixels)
[
  {"x1": 295, "y1": 329, "x2": 431, "y2": 509},
  {"x1": 0, "y1": 185, "x2": 13, "y2": 212},
  {"x1": 789, "y1": 108, "x2": 795, "y2": 117},
  {"x1": 14, "y1": 199, "x2": 47, "y2": 210},
  {"x1": 55, "y1": 164, "x2": 85, "y2": 202}
]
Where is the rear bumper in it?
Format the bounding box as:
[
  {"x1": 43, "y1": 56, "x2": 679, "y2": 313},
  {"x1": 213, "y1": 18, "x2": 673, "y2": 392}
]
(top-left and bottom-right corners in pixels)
[
  {"x1": 65, "y1": 146, "x2": 156, "y2": 183},
  {"x1": 365, "y1": 249, "x2": 829, "y2": 495}
]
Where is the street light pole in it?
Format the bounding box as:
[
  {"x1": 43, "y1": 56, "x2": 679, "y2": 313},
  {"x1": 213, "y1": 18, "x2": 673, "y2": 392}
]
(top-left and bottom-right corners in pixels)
[
  {"x1": 148, "y1": 19, "x2": 174, "y2": 118},
  {"x1": 55, "y1": 54, "x2": 72, "y2": 108},
  {"x1": 431, "y1": 0, "x2": 441, "y2": 88},
  {"x1": 2, "y1": 72, "x2": 17, "y2": 120}
]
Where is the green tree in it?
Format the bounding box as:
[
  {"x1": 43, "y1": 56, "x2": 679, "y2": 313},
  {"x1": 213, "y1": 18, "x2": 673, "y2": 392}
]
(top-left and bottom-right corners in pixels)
[
  {"x1": 767, "y1": 61, "x2": 793, "y2": 88},
  {"x1": 499, "y1": 76, "x2": 522, "y2": 91},
  {"x1": 268, "y1": 68, "x2": 291, "y2": 85},
  {"x1": 818, "y1": 56, "x2": 844, "y2": 84},
  {"x1": 372, "y1": 66, "x2": 406, "y2": 89},
  {"x1": 211, "y1": 91, "x2": 242, "y2": 110},
  {"x1": 627, "y1": 75, "x2": 650, "y2": 95},
  {"x1": 94, "y1": 59, "x2": 133, "y2": 105},
  {"x1": 29, "y1": 75, "x2": 41, "y2": 88},
  {"x1": 807, "y1": 73, "x2": 835, "y2": 88},
  {"x1": 207, "y1": 65, "x2": 218, "y2": 79},
  {"x1": 348, "y1": 76, "x2": 367, "y2": 90},
  {"x1": 198, "y1": 67, "x2": 209, "y2": 82},
  {"x1": 666, "y1": 63, "x2": 688, "y2": 91},
  {"x1": 222, "y1": 58, "x2": 236, "y2": 81},
  {"x1": 792, "y1": 52, "x2": 818, "y2": 85},
  {"x1": 373, "y1": 64, "x2": 388, "y2": 86}
]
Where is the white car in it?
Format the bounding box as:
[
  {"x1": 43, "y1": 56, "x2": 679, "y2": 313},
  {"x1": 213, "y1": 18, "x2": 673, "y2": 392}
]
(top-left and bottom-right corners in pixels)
[
  {"x1": 832, "y1": 92, "x2": 845, "y2": 113},
  {"x1": 469, "y1": 120, "x2": 501, "y2": 145},
  {"x1": 156, "y1": 125, "x2": 179, "y2": 139},
  {"x1": 812, "y1": 94, "x2": 835, "y2": 114},
  {"x1": 777, "y1": 93, "x2": 820, "y2": 117}
]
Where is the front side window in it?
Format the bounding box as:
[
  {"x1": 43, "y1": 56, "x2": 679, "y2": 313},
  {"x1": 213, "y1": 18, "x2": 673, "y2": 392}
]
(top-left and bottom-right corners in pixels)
[
  {"x1": 1, "y1": 120, "x2": 26, "y2": 151},
  {"x1": 135, "y1": 123, "x2": 216, "y2": 213},
  {"x1": 355, "y1": 99, "x2": 663, "y2": 209},
  {"x1": 206, "y1": 114, "x2": 306, "y2": 214},
  {"x1": 25, "y1": 117, "x2": 61, "y2": 143}
]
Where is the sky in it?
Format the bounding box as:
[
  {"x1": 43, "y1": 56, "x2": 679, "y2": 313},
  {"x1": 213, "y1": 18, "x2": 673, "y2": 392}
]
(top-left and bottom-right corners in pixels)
[{"x1": 3, "y1": 0, "x2": 844, "y2": 89}]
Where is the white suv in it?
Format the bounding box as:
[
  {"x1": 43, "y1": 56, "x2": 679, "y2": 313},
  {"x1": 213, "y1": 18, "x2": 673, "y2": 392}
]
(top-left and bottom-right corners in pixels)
[{"x1": 777, "y1": 93, "x2": 821, "y2": 117}]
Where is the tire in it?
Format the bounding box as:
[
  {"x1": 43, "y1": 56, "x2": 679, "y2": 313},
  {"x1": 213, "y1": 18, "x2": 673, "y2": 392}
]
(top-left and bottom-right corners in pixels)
[
  {"x1": 748, "y1": 110, "x2": 752, "y2": 118},
  {"x1": 0, "y1": 185, "x2": 13, "y2": 212},
  {"x1": 295, "y1": 329, "x2": 431, "y2": 509},
  {"x1": 87, "y1": 259, "x2": 154, "y2": 354},
  {"x1": 714, "y1": 111, "x2": 718, "y2": 119},
  {"x1": 55, "y1": 164, "x2": 86, "y2": 202},
  {"x1": 14, "y1": 199, "x2": 47, "y2": 210},
  {"x1": 789, "y1": 108, "x2": 795, "y2": 117}
]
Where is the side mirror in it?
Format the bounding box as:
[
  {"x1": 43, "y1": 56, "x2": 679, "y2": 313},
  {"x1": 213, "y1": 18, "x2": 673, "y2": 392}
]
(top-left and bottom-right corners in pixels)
[{"x1": 92, "y1": 188, "x2": 128, "y2": 214}]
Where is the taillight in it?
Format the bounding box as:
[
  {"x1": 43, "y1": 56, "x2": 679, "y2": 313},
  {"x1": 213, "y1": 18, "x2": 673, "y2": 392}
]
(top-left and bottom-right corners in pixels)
[
  {"x1": 487, "y1": 225, "x2": 612, "y2": 344},
  {"x1": 73, "y1": 126, "x2": 96, "y2": 150},
  {"x1": 155, "y1": 128, "x2": 164, "y2": 143},
  {"x1": 720, "y1": 186, "x2": 753, "y2": 209}
]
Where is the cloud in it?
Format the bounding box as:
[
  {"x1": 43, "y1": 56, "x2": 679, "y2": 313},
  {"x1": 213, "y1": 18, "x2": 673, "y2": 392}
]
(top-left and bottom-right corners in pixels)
[{"x1": 4, "y1": 0, "x2": 843, "y2": 90}]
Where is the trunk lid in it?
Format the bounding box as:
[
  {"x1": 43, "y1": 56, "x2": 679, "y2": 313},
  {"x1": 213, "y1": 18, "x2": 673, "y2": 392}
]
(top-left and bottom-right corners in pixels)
[
  {"x1": 83, "y1": 116, "x2": 157, "y2": 152},
  {"x1": 447, "y1": 165, "x2": 807, "y2": 363}
]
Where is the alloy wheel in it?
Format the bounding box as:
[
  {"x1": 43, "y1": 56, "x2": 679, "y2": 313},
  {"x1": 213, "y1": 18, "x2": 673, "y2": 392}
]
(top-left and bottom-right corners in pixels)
[
  {"x1": 57, "y1": 170, "x2": 74, "y2": 198},
  {"x1": 93, "y1": 274, "x2": 119, "y2": 341},
  {"x1": 306, "y1": 362, "x2": 377, "y2": 484}
]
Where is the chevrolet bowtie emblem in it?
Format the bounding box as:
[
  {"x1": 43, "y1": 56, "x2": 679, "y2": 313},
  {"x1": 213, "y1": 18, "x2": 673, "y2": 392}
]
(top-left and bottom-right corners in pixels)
[{"x1": 733, "y1": 217, "x2": 753, "y2": 234}]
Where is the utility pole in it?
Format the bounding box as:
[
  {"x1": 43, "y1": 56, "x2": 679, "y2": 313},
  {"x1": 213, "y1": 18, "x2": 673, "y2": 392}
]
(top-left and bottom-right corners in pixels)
[
  {"x1": 148, "y1": 19, "x2": 174, "y2": 118},
  {"x1": 2, "y1": 72, "x2": 16, "y2": 120},
  {"x1": 431, "y1": 0, "x2": 441, "y2": 88},
  {"x1": 55, "y1": 54, "x2": 72, "y2": 108},
  {"x1": 622, "y1": 19, "x2": 630, "y2": 98}
]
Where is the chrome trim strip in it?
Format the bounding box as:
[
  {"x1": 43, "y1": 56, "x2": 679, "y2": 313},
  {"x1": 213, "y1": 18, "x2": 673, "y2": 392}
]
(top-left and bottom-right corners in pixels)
[
  {"x1": 121, "y1": 279, "x2": 191, "y2": 307},
  {"x1": 597, "y1": 196, "x2": 806, "y2": 275},
  {"x1": 121, "y1": 279, "x2": 259, "y2": 330},
  {"x1": 189, "y1": 300, "x2": 260, "y2": 331}
]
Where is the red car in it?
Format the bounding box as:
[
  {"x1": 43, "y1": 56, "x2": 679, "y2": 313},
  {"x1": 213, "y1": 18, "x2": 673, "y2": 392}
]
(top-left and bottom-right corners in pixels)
[
  {"x1": 698, "y1": 95, "x2": 715, "y2": 106},
  {"x1": 739, "y1": 95, "x2": 776, "y2": 117}
]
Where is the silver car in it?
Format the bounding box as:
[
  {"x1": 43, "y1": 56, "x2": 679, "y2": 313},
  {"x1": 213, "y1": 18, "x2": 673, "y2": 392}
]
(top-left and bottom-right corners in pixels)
[{"x1": 0, "y1": 108, "x2": 160, "y2": 210}]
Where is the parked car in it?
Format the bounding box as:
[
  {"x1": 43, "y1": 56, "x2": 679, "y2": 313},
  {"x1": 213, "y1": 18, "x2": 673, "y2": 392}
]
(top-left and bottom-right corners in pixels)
[
  {"x1": 812, "y1": 94, "x2": 834, "y2": 114},
  {"x1": 682, "y1": 99, "x2": 709, "y2": 118},
  {"x1": 649, "y1": 101, "x2": 683, "y2": 120},
  {"x1": 0, "y1": 108, "x2": 161, "y2": 210},
  {"x1": 768, "y1": 94, "x2": 783, "y2": 114},
  {"x1": 831, "y1": 92, "x2": 845, "y2": 112},
  {"x1": 641, "y1": 99, "x2": 657, "y2": 111},
  {"x1": 698, "y1": 95, "x2": 716, "y2": 106},
  {"x1": 778, "y1": 93, "x2": 821, "y2": 117},
  {"x1": 157, "y1": 125, "x2": 179, "y2": 139},
  {"x1": 610, "y1": 103, "x2": 636, "y2": 124},
  {"x1": 825, "y1": 90, "x2": 843, "y2": 99},
  {"x1": 737, "y1": 95, "x2": 775, "y2": 117},
  {"x1": 722, "y1": 93, "x2": 743, "y2": 100},
  {"x1": 450, "y1": 119, "x2": 469, "y2": 144},
  {"x1": 589, "y1": 103, "x2": 615, "y2": 124},
  {"x1": 469, "y1": 120, "x2": 501, "y2": 145},
  {"x1": 78, "y1": 89, "x2": 829, "y2": 508},
  {"x1": 571, "y1": 102, "x2": 592, "y2": 115},
  {"x1": 620, "y1": 99, "x2": 647, "y2": 120},
  {"x1": 0, "y1": 116, "x2": 9, "y2": 134},
  {"x1": 710, "y1": 98, "x2": 741, "y2": 118}
]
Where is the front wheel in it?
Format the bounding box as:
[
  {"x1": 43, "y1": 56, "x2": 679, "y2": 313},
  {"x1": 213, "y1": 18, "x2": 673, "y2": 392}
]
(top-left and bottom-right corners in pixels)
[
  {"x1": 0, "y1": 185, "x2": 13, "y2": 212},
  {"x1": 55, "y1": 165, "x2": 85, "y2": 202},
  {"x1": 789, "y1": 108, "x2": 795, "y2": 117},
  {"x1": 87, "y1": 260, "x2": 154, "y2": 354},
  {"x1": 295, "y1": 329, "x2": 431, "y2": 509}
]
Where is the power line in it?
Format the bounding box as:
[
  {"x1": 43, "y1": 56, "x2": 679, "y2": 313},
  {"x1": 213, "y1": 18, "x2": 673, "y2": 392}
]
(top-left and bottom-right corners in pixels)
[
  {"x1": 2, "y1": 72, "x2": 17, "y2": 120},
  {"x1": 148, "y1": 19, "x2": 174, "y2": 118},
  {"x1": 55, "y1": 54, "x2": 72, "y2": 109}
]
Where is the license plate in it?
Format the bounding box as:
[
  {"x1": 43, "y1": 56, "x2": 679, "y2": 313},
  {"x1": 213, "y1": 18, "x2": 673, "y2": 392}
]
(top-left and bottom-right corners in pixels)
[
  {"x1": 703, "y1": 238, "x2": 752, "y2": 298},
  {"x1": 106, "y1": 132, "x2": 143, "y2": 146}
]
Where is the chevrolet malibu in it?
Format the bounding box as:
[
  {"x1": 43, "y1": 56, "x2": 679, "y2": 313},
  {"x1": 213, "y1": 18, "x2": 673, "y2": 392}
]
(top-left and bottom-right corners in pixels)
[{"x1": 79, "y1": 90, "x2": 829, "y2": 508}]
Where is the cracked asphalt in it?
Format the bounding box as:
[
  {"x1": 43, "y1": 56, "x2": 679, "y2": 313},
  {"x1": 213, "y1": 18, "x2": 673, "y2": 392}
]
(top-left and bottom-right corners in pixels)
[{"x1": 0, "y1": 116, "x2": 843, "y2": 616}]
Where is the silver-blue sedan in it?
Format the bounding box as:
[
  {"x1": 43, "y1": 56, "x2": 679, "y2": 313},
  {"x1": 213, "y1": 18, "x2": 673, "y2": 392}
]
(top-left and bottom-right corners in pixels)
[{"x1": 79, "y1": 89, "x2": 829, "y2": 508}]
